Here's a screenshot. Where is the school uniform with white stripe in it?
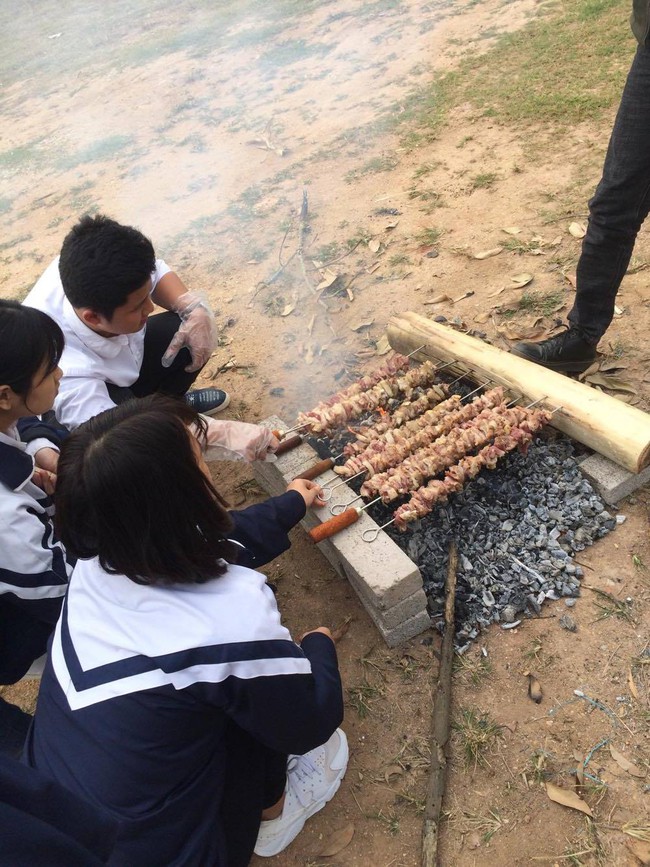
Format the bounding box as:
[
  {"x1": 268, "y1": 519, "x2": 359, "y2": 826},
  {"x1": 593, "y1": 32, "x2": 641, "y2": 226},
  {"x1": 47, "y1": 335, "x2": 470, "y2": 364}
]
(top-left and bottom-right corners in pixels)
[
  {"x1": 0, "y1": 423, "x2": 73, "y2": 755},
  {"x1": 25, "y1": 517, "x2": 343, "y2": 866}
]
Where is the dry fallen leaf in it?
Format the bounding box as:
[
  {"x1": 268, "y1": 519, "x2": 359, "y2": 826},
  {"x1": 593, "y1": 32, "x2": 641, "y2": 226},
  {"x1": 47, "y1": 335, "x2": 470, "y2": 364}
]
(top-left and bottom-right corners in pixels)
[
  {"x1": 385, "y1": 219, "x2": 399, "y2": 229},
  {"x1": 452, "y1": 290, "x2": 475, "y2": 303},
  {"x1": 600, "y1": 359, "x2": 628, "y2": 372},
  {"x1": 502, "y1": 226, "x2": 521, "y2": 235},
  {"x1": 585, "y1": 373, "x2": 637, "y2": 393},
  {"x1": 375, "y1": 334, "x2": 391, "y2": 355},
  {"x1": 317, "y1": 823, "x2": 355, "y2": 857},
  {"x1": 545, "y1": 782, "x2": 593, "y2": 816},
  {"x1": 474, "y1": 312, "x2": 491, "y2": 324},
  {"x1": 474, "y1": 247, "x2": 503, "y2": 260},
  {"x1": 579, "y1": 361, "x2": 601, "y2": 380},
  {"x1": 628, "y1": 667, "x2": 640, "y2": 701},
  {"x1": 609, "y1": 744, "x2": 645, "y2": 778},
  {"x1": 527, "y1": 673, "x2": 543, "y2": 704},
  {"x1": 280, "y1": 304, "x2": 295, "y2": 317},
  {"x1": 351, "y1": 319, "x2": 374, "y2": 332},
  {"x1": 366, "y1": 262, "x2": 381, "y2": 274},
  {"x1": 384, "y1": 764, "x2": 404, "y2": 783},
  {"x1": 562, "y1": 269, "x2": 577, "y2": 288},
  {"x1": 511, "y1": 272, "x2": 534, "y2": 288},
  {"x1": 497, "y1": 317, "x2": 545, "y2": 341},
  {"x1": 424, "y1": 293, "x2": 453, "y2": 305},
  {"x1": 568, "y1": 222, "x2": 586, "y2": 238},
  {"x1": 317, "y1": 270, "x2": 340, "y2": 291},
  {"x1": 368, "y1": 238, "x2": 381, "y2": 254},
  {"x1": 307, "y1": 314, "x2": 316, "y2": 336},
  {"x1": 627, "y1": 839, "x2": 650, "y2": 865}
]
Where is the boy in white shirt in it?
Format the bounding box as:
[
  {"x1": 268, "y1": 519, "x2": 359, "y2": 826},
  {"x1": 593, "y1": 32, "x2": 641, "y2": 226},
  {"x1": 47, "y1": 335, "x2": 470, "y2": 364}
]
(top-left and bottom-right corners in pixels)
[{"x1": 25, "y1": 214, "x2": 229, "y2": 431}]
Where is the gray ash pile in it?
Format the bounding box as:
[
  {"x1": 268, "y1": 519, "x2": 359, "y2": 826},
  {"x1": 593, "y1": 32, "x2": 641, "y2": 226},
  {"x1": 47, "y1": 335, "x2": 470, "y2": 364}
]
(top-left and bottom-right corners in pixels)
[{"x1": 312, "y1": 424, "x2": 616, "y2": 650}]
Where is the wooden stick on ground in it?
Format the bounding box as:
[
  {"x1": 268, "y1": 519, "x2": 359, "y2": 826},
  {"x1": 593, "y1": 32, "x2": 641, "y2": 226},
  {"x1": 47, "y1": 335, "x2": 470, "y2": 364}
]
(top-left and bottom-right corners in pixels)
[{"x1": 422, "y1": 540, "x2": 458, "y2": 867}]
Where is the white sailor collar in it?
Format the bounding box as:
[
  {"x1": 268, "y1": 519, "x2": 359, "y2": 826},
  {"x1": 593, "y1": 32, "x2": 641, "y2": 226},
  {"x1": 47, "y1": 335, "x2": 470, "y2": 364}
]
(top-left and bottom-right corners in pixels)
[{"x1": 62, "y1": 297, "x2": 130, "y2": 359}]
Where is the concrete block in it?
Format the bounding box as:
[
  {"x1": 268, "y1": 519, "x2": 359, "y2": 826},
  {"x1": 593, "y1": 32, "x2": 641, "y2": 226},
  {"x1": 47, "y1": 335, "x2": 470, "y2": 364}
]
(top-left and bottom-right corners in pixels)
[
  {"x1": 254, "y1": 416, "x2": 429, "y2": 645},
  {"x1": 375, "y1": 608, "x2": 433, "y2": 648},
  {"x1": 580, "y1": 452, "x2": 650, "y2": 505}
]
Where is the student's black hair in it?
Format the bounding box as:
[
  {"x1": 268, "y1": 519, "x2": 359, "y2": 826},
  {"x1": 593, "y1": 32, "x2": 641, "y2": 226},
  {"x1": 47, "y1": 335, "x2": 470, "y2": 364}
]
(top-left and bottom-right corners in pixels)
[
  {"x1": 55, "y1": 394, "x2": 238, "y2": 585},
  {"x1": 0, "y1": 300, "x2": 64, "y2": 396},
  {"x1": 58, "y1": 214, "x2": 156, "y2": 320}
]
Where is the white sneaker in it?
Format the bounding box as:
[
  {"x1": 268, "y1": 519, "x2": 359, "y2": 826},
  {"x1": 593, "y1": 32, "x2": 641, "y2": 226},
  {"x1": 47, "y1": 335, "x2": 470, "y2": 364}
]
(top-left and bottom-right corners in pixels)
[{"x1": 254, "y1": 729, "x2": 349, "y2": 858}]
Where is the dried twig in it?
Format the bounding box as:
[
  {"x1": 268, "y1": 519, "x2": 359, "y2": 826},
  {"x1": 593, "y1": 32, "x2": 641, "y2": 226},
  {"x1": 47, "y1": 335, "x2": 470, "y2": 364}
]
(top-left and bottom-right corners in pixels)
[{"x1": 297, "y1": 188, "x2": 315, "y2": 293}]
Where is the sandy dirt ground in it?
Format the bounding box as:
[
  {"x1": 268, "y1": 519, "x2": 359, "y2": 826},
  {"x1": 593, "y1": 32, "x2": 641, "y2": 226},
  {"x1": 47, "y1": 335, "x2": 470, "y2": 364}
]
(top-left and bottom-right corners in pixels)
[{"x1": 1, "y1": 1, "x2": 648, "y2": 865}]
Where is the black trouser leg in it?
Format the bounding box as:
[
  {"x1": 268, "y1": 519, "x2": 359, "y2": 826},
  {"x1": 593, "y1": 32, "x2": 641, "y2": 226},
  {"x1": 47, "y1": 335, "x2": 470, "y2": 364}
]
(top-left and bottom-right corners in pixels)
[
  {"x1": 219, "y1": 721, "x2": 287, "y2": 867},
  {"x1": 131, "y1": 312, "x2": 203, "y2": 398},
  {"x1": 0, "y1": 602, "x2": 53, "y2": 757},
  {"x1": 569, "y1": 45, "x2": 650, "y2": 343}
]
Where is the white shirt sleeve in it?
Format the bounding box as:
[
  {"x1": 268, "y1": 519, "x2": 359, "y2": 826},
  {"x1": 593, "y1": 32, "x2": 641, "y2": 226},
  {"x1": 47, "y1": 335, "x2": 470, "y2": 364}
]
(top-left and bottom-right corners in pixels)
[
  {"x1": 54, "y1": 376, "x2": 117, "y2": 431},
  {"x1": 152, "y1": 259, "x2": 171, "y2": 291},
  {"x1": 24, "y1": 438, "x2": 60, "y2": 458}
]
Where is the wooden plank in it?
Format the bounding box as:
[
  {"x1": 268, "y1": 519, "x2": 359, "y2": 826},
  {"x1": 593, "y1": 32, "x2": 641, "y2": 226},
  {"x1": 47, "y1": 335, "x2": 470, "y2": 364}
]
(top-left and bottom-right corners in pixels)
[{"x1": 387, "y1": 312, "x2": 650, "y2": 474}]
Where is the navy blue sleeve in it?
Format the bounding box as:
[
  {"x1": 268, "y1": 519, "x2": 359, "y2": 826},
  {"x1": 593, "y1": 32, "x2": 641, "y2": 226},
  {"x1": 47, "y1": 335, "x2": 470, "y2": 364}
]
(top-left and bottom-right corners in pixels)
[
  {"x1": 228, "y1": 491, "x2": 306, "y2": 569},
  {"x1": 16, "y1": 417, "x2": 66, "y2": 448},
  {"x1": 199, "y1": 632, "x2": 343, "y2": 757}
]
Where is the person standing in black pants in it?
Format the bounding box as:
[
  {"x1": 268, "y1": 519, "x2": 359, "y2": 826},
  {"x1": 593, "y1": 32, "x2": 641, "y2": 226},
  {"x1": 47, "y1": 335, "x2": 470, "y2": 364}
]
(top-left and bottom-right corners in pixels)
[{"x1": 513, "y1": 5, "x2": 650, "y2": 372}]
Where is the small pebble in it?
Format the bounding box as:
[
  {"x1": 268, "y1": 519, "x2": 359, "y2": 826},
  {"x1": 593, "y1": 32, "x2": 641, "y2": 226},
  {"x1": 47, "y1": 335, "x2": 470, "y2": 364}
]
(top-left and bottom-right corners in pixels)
[
  {"x1": 615, "y1": 514, "x2": 626, "y2": 525},
  {"x1": 565, "y1": 598, "x2": 577, "y2": 608},
  {"x1": 559, "y1": 613, "x2": 577, "y2": 632}
]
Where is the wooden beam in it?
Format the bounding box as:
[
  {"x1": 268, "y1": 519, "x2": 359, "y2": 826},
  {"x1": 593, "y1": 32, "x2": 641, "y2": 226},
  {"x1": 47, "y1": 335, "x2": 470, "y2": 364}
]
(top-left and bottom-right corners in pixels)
[{"x1": 387, "y1": 312, "x2": 650, "y2": 474}]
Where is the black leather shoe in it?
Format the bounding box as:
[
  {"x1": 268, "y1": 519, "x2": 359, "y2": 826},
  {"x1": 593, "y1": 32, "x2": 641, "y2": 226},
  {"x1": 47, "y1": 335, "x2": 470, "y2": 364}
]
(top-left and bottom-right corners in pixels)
[{"x1": 511, "y1": 327, "x2": 597, "y2": 373}]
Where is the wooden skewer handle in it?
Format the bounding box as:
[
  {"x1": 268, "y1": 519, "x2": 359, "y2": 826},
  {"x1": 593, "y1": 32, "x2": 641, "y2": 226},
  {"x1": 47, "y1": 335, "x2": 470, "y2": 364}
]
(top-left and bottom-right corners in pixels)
[
  {"x1": 294, "y1": 458, "x2": 335, "y2": 481},
  {"x1": 273, "y1": 435, "x2": 303, "y2": 456},
  {"x1": 309, "y1": 509, "x2": 359, "y2": 543},
  {"x1": 272, "y1": 429, "x2": 283, "y2": 439}
]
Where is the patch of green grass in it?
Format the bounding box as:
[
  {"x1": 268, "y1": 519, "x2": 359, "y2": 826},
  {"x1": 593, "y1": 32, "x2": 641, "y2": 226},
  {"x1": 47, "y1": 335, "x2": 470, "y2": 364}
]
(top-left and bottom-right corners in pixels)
[
  {"x1": 502, "y1": 236, "x2": 544, "y2": 254},
  {"x1": 392, "y1": 0, "x2": 629, "y2": 144},
  {"x1": 0, "y1": 141, "x2": 45, "y2": 173},
  {"x1": 389, "y1": 253, "x2": 411, "y2": 267},
  {"x1": 257, "y1": 38, "x2": 331, "y2": 70},
  {"x1": 470, "y1": 172, "x2": 498, "y2": 190},
  {"x1": 414, "y1": 227, "x2": 443, "y2": 246},
  {"x1": 58, "y1": 135, "x2": 135, "y2": 171},
  {"x1": 344, "y1": 154, "x2": 399, "y2": 183},
  {"x1": 590, "y1": 586, "x2": 635, "y2": 623},
  {"x1": 453, "y1": 652, "x2": 493, "y2": 686},
  {"x1": 517, "y1": 290, "x2": 565, "y2": 316},
  {"x1": 347, "y1": 682, "x2": 383, "y2": 718},
  {"x1": 452, "y1": 708, "x2": 503, "y2": 768}
]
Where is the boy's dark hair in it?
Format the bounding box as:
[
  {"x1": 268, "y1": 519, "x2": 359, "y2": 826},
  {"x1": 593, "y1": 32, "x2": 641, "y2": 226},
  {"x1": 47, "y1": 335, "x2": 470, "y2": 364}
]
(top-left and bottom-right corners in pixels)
[
  {"x1": 58, "y1": 214, "x2": 156, "y2": 320},
  {"x1": 55, "y1": 395, "x2": 237, "y2": 586},
  {"x1": 0, "y1": 300, "x2": 64, "y2": 395}
]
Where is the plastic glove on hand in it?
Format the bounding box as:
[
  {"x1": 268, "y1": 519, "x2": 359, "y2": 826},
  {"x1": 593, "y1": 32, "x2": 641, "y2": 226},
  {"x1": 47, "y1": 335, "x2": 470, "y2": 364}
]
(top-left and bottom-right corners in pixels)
[
  {"x1": 202, "y1": 418, "x2": 280, "y2": 463},
  {"x1": 161, "y1": 291, "x2": 218, "y2": 373}
]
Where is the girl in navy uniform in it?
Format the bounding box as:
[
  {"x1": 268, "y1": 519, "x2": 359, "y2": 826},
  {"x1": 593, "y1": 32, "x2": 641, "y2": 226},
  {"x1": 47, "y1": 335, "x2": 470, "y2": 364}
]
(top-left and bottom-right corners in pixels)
[
  {"x1": 0, "y1": 300, "x2": 72, "y2": 755},
  {"x1": 26, "y1": 395, "x2": 347, "y2": 867}
]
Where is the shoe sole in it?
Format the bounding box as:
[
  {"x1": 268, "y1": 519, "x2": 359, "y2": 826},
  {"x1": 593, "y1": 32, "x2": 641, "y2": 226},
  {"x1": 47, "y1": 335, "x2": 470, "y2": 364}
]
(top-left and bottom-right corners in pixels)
[
  {"x1": 200, "y1": 393, "x2": 231, "y2": 416},
  {"x1": 254, "y1": 731, "x2": 349, "y2": 858},
  {"x1": 510, "y1": 348, "x2": 597, "y2": 374}
]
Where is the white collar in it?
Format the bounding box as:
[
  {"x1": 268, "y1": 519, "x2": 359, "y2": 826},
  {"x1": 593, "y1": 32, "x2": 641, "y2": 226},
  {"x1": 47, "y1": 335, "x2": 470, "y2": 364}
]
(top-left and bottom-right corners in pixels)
[{"x1": 62, "y1": 297, "x2": 129, "y2": 359}]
